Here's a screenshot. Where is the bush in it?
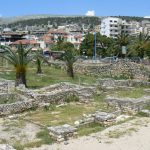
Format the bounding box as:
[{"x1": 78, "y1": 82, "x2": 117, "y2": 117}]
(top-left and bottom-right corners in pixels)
[
  {"x1": 65, "y1": 94, "x2": 79, "y2": 103},
  {"x1": 36, "y1": 129, "x2": 53, "y2": 144}
]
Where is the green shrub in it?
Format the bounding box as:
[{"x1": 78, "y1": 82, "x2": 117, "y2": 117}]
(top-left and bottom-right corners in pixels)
[
  {"x1": 65, "y1": 94, "x2": 79, "y2": 103},
  {"x1": 36, "y1": 129, "x2": 53, "y2": 144}
]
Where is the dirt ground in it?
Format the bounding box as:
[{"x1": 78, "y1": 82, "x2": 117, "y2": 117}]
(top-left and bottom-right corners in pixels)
[{"x1": 28, "y1": 117, "x2": 150, "y2": 150}]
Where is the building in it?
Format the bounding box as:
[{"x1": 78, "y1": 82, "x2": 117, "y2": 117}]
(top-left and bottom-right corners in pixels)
[
  {"x1": 0, "y1": 32, "x2": 26, "y2": 45},
  {"x1": 129, "y1": 21, "x2": 142, "y2": 36},
  {"x1": 10, "y1": 39, "x2": 40, "y2": 51},
  {"x1": 141, "y1": 20, "x2": 150, "y2": 36},
  {"x1": 43, "y1": 29, "x2": 83, "y2": 49},
  {"x1": 100, "y1": 17, "x2": 131, "y2": 38}
]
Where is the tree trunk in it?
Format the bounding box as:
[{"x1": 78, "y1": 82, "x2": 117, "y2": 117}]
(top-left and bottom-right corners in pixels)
[
  {"x1": 67, "y1": 64, "x2": 74, "y2": 78},
  {"x1": 36, "y1": 59, "x2": 42, "y2": 74},
  {"x1": 15, "y1": 72, "x2": 27, "y2": 87}
]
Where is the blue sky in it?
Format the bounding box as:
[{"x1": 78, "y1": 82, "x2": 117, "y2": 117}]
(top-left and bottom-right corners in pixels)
[{"x1": 0, "y1": 0, "x2": 150, "y2": 17}]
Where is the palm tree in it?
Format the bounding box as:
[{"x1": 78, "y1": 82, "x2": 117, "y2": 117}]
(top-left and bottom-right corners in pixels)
[
  {"x1": 116, "y1": 33, "x2": 129, "y2": 57},
  {"x1": 61, "y1": 42, "x2": 77, "y2": 78},
  {"x1": 135, "y1": 32, "x2": 150, "y2": 58},
  {"x1": 0, "y1": 44, "x2": 32, "y2": 87},
  {"x1": 33, "y1": 49, "x2": 44, "y2": 74}
]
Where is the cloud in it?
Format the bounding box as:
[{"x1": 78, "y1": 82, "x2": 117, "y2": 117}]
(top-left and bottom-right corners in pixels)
[
  {"x1": 85, "y1": 10, "x2": 95, "y2": 16},
  {"x1": 144, "y1": 16, "x2": 150, "y2": 18}
]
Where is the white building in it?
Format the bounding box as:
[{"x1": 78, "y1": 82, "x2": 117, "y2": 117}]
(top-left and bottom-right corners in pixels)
[
  {"x1": 141, "y1": 20, "x2": 150, "y2": 36},
  {"x1": 100, "y1": 17, "x2": 131, "y2": 38},
  {"x1": 129, "y1": 21, "x2": 142, "y2": 36}
]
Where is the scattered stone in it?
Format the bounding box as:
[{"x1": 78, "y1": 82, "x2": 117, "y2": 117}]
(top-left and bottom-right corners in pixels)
[
  {"x1": 7, "y1": 114, "x2": 19, "y2": 120},
  {"x1": 38, "y1": 103, "x2": 50, "y2": 108},
  {"x1": 94, "y1": 112, "x2": 116, "y2": 126},
  {"x1": 115, "y1": 115, "x2": 131, "y2": 123},
  {"x1": 74, "y1": 121, "x2": 80, "y2": 126},
  {"x1": 56, "y1": 103, "x2": 67, "y2": 108},
  {"x1": 0, "y1": 144, "x2": 16, "y2": 150},
  {"x1": 105, "y1": 95, "x2": 150, "y2": 114},
  {"x1": 64, "y1": 141, "x2": 69, "y2": 145},
  {"x1": 48, "y1": 124, "x2": 77, "y2": 142},
  {"x1": 140, "y1": 109, "x2": 150, "y2": 116}
]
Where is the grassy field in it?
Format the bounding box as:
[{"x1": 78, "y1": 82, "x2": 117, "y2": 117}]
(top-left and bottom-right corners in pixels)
[
  {"x1": 108, "y1": 87, "x2": 145, "y2": 99},
  {"x1": 24, "y1": 93, "x2": 116, "y2": 127},
  {"x1": 0, "y1": 63, "x2": 97, "y2": 88}
]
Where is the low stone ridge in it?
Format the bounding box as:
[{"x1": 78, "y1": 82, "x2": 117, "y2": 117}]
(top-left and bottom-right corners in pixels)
[
  {"x1": 0, "y1": 99, "x2": 38, "y2": 116},
  {"x1": 48, "y1": 111, "x2": 119, "y2": 142},
  {"x1": 0, "y1": 144, "x2": 16, "y2": 150},
  {"x1": 0, "y1": 79, "x2": 15, "y2": 93},
  {"x1": 140, "y1": 109, "x2": 150, "y2": 116},
  {"x1": 0, "y1": 81, "x2": 95, "y2": 115},
  {"x1": 144, "y1": 89, "x2": 150, "y2": 94},
  {"x1": 97, "y1": 78, "x2": 150, "y2": 90},
  {"x1": 94, "y1": 112, "x2": 115, "y2": 122},
  {"x1": 106, "y1": 96, "x2": 150, "y2": 114},
  {"x1": 26, "y1": 82, "x2": 95, "y2": 104},
  {"x1": 74, "y1": 61, "x2": 150, "y2": 80},
  {"x1": 74, "y1": 111, "x2": 119, "y2": 128},
  {"x1": 48, "y1": 124, "x2": 77, "y2": 142}
]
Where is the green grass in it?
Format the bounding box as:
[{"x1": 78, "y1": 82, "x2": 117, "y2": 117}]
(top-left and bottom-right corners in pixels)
[
  {"x1": 25, "y1": 103, "x2": 96, "y2": 126},
  {"x1": 78, "y1": 123, "x2": 105, "y2": 136},
  {"x1": 12, "y1": 129, "x2": 53, "y2": 150},
  {"x1": 0, "y1": 94, "x2": 18, "y2": 104},
  {"x1": 106, "y1": 127, "x2": 138, "y2": 139},
  {"x1": 110, "y1": 87, "x2": 145, "y2": 99},
  {"x1": 24, "y1": 93, "x2": 116, "y2": 127},
  {"x1": 0, "y1": 64, "x2": 97, "y2": 88},
  {"x1": 36, "y1": 129, "x2": 53, "y2": 144}
]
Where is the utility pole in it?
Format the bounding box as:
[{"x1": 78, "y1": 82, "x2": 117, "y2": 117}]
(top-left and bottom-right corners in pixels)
[{"x1": 93, "y1": 32, "x2": 97, "y2": 60}]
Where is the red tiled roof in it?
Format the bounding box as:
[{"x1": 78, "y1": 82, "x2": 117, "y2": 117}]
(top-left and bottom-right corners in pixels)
[
  {"x1": 48, "y1": 29, "x2": 68, "y2": 34},
  {"x1": 11, "y1": 39, "x2": 38, "y2": 45}
]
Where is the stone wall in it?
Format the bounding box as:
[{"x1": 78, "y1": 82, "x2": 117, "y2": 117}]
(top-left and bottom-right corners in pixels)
[
  {"x1": 0, "y1": 79, "x2": 15, "y2": 93},
  {"x1": 105, "y1": 96, "x2": 150, "y2": 114},
  {"x1": 0, "y1": 82, "x2": 96, "y2": 116},
  {"x1": 74, "y1": 61, "x2": 150, "y2": 80},
  {"x1": 0, "y1": 99, "x2": 38, "y2": 116},
  {"x1": 97, "y1": 78, "x2": 150, "y2": 90}
]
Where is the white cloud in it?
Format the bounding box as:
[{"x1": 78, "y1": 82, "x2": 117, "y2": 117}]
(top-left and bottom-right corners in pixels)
[
  {"x1": 85, "y1": 10, "x2": 95, "y2": 16},
  {"x1": 144, "y1": 16, "x2": 150, "y2": 18}
]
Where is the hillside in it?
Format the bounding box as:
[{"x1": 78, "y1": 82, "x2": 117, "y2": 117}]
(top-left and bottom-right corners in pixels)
[{"x1": 6, "y1": 16, "x2": 100, "y2": 28}]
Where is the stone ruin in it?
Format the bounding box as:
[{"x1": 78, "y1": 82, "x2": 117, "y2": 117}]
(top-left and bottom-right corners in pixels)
[
  {"x1": 97, "y1": 79, "x2": 150, "y2": 114},
  {"x1": 48, "y1": 124, "x2": 77, "y2": 142},
  {"x1": 0, "y1": 144, "x2": 16, "y2": 150},
  {"x1": 105, "y1": 96, "x2": 150, "y2": 114},
  {"x1": 0, "y1": 80, "x2": 96, "y2": 116},
  {"x1": 97, "y1": 78, "x2": 150, "y2": 91},
  {"x1": 74, "y1": 61, "x2": 150, "y2": 80},
  {"x1": 48, "y1": 111, "x2": 119, "y2": 142}
]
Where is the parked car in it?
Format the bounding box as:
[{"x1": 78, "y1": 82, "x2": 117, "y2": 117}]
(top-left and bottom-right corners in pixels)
[{"x1": 101, "y1": 56, "x2": 118, "y2": 63}]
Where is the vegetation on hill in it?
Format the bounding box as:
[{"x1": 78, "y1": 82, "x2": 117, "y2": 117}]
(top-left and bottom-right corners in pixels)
[{"x1": 7, "y1": 16, "x2": 101, "y2": 28}]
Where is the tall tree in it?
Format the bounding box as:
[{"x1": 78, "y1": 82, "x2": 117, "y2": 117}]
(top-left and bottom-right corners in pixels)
[
  {"x1": 80, "y1": 33, "x2": 114, "y2": 57},
  {"x1": 135, "y1": 32, "x2": 150, "y2": 58},
  {"x1": 33, "y1": 49, "x2": 44, "y2": 74},
  {"x1": 116, "y1": 33, "x2": 129, "y2": 57},
  {"x1": 0, "y1": 44, "x2": 32, "y2": 87},
  {"x1": 61, "y1": 42, "x2": 77, "y2": 78}
]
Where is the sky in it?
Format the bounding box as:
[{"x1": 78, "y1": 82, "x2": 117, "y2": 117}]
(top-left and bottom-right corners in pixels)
[{"x1": 0, "y1": 0, "x2": 150, "y2": 17}]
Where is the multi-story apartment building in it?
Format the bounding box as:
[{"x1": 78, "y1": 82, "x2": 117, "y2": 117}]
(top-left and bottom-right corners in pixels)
[
  {"x1": 100, "y1": 17, "x2": 131, "y2": 38},
  {"x1": 141, "y1": 20, "x2": 150, "y2": 36},
  {"x1": 129, "y1": 21, "x2": 142, "y2": 36}
]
